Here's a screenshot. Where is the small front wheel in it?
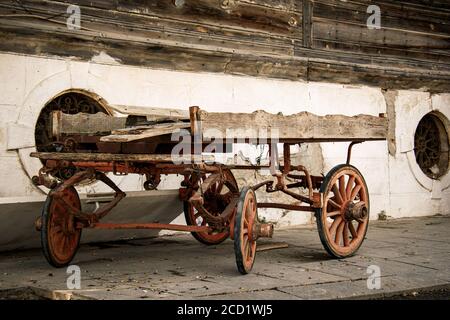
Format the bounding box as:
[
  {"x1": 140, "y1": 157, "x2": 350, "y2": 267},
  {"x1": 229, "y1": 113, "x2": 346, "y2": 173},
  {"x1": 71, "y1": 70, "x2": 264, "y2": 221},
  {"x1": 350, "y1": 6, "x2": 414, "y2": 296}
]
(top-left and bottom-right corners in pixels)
[
  {"x1": 41, "y1": 186, "x2": 82, "y2": 268},
  {"x1": 234, "y1": 187, "x2": 258, "y2": 274}
]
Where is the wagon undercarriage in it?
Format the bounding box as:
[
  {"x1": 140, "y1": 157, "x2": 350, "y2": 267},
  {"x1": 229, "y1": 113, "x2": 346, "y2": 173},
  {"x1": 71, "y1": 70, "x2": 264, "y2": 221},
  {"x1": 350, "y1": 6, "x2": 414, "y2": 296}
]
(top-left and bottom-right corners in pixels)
[{"x1": 31, "y1": 106, "x2": 386, "y2": 274}]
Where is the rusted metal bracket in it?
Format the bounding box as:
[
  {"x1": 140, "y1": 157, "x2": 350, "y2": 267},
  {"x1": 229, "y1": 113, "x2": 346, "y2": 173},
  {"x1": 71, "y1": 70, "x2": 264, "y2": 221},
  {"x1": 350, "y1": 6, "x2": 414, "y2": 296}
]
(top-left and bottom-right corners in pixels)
[
  {"x1": 346, "y1": 141, "x2": 363, "y2": 165},
  {"x1": 48, "y1": 169, "x2": 126, "y2": 225}
]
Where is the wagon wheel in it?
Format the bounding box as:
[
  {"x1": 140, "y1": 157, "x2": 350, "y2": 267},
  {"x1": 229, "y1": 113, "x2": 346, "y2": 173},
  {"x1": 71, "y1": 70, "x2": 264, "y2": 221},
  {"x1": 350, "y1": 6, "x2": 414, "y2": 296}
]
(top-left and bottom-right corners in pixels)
[
  {"x1": 41, "y1": 186, "x2": 82, "y2": 267},
  {"x1": 234, "y1": 187, "x2": 258, "y2": 274},
  {"x1": 184, "y1": 169, "x2": 239, "y2": 245},
  {"x1": 316, "y1": 164, "x2": 369, "y2": 259}
]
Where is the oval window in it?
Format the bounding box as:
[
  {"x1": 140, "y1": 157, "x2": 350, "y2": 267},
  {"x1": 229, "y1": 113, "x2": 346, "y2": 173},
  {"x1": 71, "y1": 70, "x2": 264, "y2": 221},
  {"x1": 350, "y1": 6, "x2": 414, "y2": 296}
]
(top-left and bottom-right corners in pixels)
[{"x1": 414, "y1": 113, "x2": 449, "y2": 179}]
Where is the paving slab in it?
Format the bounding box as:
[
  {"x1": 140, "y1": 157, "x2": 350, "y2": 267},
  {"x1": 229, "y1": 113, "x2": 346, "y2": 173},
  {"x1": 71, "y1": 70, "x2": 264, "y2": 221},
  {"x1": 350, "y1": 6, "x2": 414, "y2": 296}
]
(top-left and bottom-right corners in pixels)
[{"x1": 0, "y1": 215, "x2": 449, "y2": 300}]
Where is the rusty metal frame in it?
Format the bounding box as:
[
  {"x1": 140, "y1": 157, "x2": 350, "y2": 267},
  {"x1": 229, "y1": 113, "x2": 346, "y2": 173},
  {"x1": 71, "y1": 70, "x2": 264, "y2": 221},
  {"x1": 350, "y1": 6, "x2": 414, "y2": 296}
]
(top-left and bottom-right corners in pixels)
[
  {"x1": 34, "y1": 158, "x2": 244, "y2": 234},
  {"x1": 254, "y1": 143, "x2": 323, "y2": 211},
  {"x1": 33, "y1": 137, "x2": 364, "y2": 235}
]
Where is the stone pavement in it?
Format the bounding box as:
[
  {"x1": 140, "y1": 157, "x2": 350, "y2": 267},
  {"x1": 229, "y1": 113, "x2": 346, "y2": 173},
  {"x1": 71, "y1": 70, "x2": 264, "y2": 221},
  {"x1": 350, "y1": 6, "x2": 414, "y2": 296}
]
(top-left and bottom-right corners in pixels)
[{"x1": 0, "y1": 215, "x2": 449, "y2": 300}]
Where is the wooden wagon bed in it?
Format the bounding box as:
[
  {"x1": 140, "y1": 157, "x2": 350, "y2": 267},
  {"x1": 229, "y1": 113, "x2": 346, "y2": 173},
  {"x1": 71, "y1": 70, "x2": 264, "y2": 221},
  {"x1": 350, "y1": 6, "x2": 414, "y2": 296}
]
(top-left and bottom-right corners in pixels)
[{"x1": 50, "y1": 106, "x2": 388, "y2": 144}]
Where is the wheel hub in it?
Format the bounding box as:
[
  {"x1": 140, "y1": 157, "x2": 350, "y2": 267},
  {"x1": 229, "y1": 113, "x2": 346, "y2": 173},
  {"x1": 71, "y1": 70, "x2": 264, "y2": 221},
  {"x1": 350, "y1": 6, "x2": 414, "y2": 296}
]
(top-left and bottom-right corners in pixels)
[
  {"x1": 343, "y1": 201, "x2": 368, "y2": 221},
  {"x1": 249, "y1": 222, "x2": 274, "y2": 241}
]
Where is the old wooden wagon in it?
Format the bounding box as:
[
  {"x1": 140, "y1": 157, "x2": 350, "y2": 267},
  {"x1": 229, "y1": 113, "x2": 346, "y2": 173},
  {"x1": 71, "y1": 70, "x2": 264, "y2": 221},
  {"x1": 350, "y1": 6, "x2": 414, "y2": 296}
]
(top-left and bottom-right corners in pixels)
[{"x1": 31, "y1": 106, "x2": 387, "y2": 274}]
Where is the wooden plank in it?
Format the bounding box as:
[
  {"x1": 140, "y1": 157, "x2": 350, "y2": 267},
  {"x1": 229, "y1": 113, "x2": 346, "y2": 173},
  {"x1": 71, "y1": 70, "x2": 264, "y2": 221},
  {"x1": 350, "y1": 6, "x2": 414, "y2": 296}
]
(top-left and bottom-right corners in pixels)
[
  {"x1": 313, "y1": 0, "x2": 450, "y2": 34},
  {"x1": 52, "y1": 111, "x2": 127, "y2": 137},
  {"x1": 115, "y1": 0, "x2": 302, "y2": 37},
  {"x1": 311, "y1": 1, "x2": 450, "y2": 63},
  {"x1": 30, "y1": 152, "x2": 213, "y2": 163},
  {"x1": 100, "y1": 122, "x2": 190, "y2": 143},
  {"x1": 109, "y1": 105, "x2": 190, "y2": 121},
  {"x1": 313, "y1": 20, "x2": 450, "y2": 63},
  {"x1": 195, "y1": 109, "x2": 388, "y2": 141}
]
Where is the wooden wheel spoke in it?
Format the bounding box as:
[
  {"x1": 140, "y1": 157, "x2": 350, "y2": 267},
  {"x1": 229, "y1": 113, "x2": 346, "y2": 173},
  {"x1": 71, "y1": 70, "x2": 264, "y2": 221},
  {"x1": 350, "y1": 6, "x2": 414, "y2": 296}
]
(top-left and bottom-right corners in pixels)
[
  {"x1": 339, "y1": 176, "x2": 346, "y2": 201},
  {"x1": 343, "y1": 222, "x2": 350, "y2": 247},
  {"x1": 329, "y1": 216, "x2": 342, "y2": 235},
  {"x1": 215, "y1": 181, "x2": 224, "y2": 194},
  {"x1": 51, "y1": 218, "x2": 64, "y2": 227},
  {"x1": 51, "y1": 225, "x2": 63, "y2": 234},
  {"x1": 327, "y1": 210, "x2": 341, "y2": 218},
  {"x1": 251, "y1": 199, "x2": 256, "y2": 214},
  {"x1": 332, "y1": 184, "x2": 344, "y2": 204},
  {"x1": 248, "y1": 243, "x2": 254, "y2": 259},
  {"x1": 335, "y1": 220, "x2": 345, "y2": 245},
  {"x1": 244, "y1": 207, "x2": 251, "y2": 226},
  {"x1": 60, "y1": 235, "x2": 68, "y2": 252},
  {"x1": 346, "y1": 176, "x2": 355, "y2": 200},
  {"x1": 208, "y1": 183, "x2": 217, "y2": 194},
  {"x1": 350, "y1": 184, "x2": 362, "y2": 201},
  {"x1": 348, "y1": 222, "x2": 358, "y2": 239},
  {"x1": 328, "y1": 198, "x2": 341, "y2": 210},
  {"x1": 242, "y1": 236, "x2": 249, "y2": 255},
  {"x1": 244, "y1": 215, "x2": 249, "y2": 227}
]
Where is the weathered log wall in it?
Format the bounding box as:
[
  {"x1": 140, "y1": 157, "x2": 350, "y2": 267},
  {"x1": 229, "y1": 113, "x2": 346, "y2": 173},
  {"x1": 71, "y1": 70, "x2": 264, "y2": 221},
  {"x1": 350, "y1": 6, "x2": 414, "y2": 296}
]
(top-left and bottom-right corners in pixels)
[{"x1": 0, "y1": 0, "x2": 449, "y2": 91}]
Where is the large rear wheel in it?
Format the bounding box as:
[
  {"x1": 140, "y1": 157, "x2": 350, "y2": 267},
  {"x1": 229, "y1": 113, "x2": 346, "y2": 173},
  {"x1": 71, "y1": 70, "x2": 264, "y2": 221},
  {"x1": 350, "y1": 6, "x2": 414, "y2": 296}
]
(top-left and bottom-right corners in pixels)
[{"x1": 316, "y1": 164, "x2": 369, "y2": 259}]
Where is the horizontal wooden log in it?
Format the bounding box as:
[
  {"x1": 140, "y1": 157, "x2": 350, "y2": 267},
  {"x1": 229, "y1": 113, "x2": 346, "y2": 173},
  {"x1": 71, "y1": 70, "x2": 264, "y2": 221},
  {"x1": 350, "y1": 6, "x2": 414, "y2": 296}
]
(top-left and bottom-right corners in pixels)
[
  {"x1": 52, "y1": 106, "x2": 190, "y2": 138},
  {"x1": 30, "y1": 152, "x2": 213, "y2": 163},
  {"x1": 52, "y1": 111, "x2": 127, "y2": 137},
  {"x1": 193, "y1": 108, "x2": 388, "y2": 142}
]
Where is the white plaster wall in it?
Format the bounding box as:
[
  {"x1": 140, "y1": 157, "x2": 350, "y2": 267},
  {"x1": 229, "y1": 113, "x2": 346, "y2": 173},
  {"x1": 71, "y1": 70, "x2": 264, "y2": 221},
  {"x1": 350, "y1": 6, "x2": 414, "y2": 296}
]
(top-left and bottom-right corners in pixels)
[
  {"x1": 389, "y1": 91, "x2": 450, "y2": 218},
  {"x1": 0, "y1": 52, "x2": 448, "y2": 232}
]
